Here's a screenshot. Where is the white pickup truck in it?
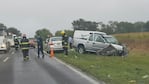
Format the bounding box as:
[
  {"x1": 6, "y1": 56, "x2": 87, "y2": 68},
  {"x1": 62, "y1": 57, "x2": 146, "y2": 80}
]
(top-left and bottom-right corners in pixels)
[{"x1": 73, "y1": 30, "x2": 128, "y2": 56}]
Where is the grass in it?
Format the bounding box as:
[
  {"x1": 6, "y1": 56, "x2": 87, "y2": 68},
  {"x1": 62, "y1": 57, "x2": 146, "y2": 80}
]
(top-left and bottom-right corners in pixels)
[
  {"x1": 56, "y1": 51, "x2": 149, "y2": 84},
  {"x1": 54, "y1": 32, "x2": 149, "y2": 84}
]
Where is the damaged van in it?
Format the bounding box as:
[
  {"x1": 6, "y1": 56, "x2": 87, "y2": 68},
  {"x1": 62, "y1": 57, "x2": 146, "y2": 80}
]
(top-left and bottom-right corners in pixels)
[{"x1": 73, "y1": 30, "x2": 128, "y2": 56}]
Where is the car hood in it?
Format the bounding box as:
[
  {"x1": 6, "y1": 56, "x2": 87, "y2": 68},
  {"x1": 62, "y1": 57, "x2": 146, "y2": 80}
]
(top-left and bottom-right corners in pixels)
[{"x1": 111, "y1": 44, "x2": 123, "y2": 51}]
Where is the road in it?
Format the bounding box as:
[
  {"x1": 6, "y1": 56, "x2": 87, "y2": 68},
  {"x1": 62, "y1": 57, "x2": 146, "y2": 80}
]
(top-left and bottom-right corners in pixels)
[{"x1": 0, "y1": 48, "x2": 104, "y2": 84}]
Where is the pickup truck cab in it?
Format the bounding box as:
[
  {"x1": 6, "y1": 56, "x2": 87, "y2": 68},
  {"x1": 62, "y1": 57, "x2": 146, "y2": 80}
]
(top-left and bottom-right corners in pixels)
[{"x1": 73, "y1": 30, "x2": 127, "y2": 56}]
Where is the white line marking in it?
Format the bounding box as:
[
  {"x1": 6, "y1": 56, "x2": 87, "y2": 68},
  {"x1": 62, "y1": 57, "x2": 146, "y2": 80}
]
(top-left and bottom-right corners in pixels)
[
  {"x1": 54, "y1": 57, "x2": 104, "y2": 84},
  {"x1": 3, "y1": 57, "x2": 9, "y2": 62}
]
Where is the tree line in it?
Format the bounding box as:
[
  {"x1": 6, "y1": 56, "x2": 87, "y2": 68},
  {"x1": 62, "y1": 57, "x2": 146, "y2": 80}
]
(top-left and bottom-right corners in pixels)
[
  {"x1": 72, "y1": 18, "x2": 149, "y2": 34},
  {"x1": 0, "y1": 23, "x2": 21, "y2": 36},
  {"x1": 1, "y1": 18, "x2": 149, "y2": 40}
]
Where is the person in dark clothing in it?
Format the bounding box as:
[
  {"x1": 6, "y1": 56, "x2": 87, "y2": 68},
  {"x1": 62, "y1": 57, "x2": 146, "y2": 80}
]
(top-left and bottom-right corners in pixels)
[
  {"x1": 37, "y1": 36, "x2": 44, "y2": 58},
  {"x1": 14, "y1": 37, "x2": 19, "y2": 50},
  {"x1": 20, "y1": 34, "x2": 29, "y2": 61},
  {"x1": 61, "y1": 31, "x2": 68, "y2": 55}
]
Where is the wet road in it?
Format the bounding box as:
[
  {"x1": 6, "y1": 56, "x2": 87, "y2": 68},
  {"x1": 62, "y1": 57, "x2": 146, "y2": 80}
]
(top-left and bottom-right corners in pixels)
[{"x1": 0, "y1": 49, "x2": 104, "y2": 84}]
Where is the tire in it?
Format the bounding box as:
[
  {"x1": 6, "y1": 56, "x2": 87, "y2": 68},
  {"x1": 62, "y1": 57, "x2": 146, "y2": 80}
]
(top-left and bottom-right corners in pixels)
[
  {"x1": 4, "y1": 50, "x2": 8, "y2": 53},
  {"x1": 78, "y1": 45, "x2": 85, "y2": 54}
]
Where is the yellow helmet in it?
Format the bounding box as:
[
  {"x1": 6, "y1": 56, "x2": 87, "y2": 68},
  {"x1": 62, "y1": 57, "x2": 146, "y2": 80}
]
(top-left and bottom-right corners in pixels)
[{"x1": 61, "y1": 30, "x2": 65, "y2": 35}]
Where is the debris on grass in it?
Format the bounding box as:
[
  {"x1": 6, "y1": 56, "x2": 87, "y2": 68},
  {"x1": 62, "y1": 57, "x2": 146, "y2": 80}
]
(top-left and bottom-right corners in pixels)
[
  {"x1": 129, "y1": 80, "x2": 136, "y2": 83},
  {"x1": 142, "y1": 75, "x2": 149, "y2": 79},
  {"x1": 74, "y1": 55, "x2": 78, "y2": 59},
  {"x1": 107, "y1": 74, "x2": 111, "y2": 78}
]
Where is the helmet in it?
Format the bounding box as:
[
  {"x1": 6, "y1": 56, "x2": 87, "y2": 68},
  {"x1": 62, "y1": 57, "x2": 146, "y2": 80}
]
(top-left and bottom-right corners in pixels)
[{"x1": 61, "y1": 30, "x2": 65, "y2": 35}]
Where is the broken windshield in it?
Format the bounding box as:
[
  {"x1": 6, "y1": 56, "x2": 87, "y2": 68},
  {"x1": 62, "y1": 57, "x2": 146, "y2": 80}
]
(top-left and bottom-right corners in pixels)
[{"x1": 103, "y1": 35, "x2": 119, "y2": 44}]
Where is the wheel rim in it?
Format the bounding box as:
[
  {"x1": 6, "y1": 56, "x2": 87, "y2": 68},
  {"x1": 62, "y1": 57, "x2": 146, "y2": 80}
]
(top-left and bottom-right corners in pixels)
[{"x1": 78, "y1": 47, "x2": 84, "y2": 54}]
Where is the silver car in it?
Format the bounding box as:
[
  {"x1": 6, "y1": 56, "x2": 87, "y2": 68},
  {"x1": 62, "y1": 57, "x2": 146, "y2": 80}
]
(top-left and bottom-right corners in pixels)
[{"x1": 46, "y1": 36, "x2": 63, "y2": 52}]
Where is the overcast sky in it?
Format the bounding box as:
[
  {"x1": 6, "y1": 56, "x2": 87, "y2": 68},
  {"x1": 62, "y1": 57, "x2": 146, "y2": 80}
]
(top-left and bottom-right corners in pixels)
[{"x1": 0, "y1": 0, "x2": 149, "y2": 37}]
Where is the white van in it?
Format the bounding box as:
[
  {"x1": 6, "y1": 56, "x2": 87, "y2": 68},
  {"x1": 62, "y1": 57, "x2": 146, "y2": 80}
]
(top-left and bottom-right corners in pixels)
[
  {"x1": 73, "y1": 30, "x2": 127, "y2": 56},
  {"x1": 7, "y1": 35, "x2": 15, "y2": 47},
  {"x1": 0, "y1": 35, "x2": 10, "y2": 53}
]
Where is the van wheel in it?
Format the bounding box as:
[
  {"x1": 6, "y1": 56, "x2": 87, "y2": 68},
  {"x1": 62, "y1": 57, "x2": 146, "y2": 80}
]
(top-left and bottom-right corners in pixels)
[{"x1": 78, "y1": 45, "x2": 85, "y2": 54}]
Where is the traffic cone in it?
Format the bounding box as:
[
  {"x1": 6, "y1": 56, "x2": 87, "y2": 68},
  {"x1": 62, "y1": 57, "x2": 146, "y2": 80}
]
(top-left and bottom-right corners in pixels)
[{"x1": 50, "y1": 47, "x2": 54, "y2": 58}]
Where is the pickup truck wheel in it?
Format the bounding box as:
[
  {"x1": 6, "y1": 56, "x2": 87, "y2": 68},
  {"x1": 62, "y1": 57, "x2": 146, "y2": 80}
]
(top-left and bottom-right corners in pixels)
[{"x1": 78, "y1": 45, "x2": 85, "y2": 54}]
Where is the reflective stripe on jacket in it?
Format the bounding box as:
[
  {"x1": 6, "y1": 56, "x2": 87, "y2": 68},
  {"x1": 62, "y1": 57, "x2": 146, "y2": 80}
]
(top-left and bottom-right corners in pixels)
[
  {"x1": 62, "y1": 34, "x2": 68, "y2": 47},
  {"x1": 20, "y1": 38, "x2": 29, "y2": 50}
]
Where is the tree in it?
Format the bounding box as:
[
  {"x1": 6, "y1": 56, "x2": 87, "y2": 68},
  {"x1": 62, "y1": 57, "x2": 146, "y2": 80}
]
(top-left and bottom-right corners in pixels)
[
  {"x1": 0, "y1": 23, "x2": 7, "y2": 31},
  {"x1": 72, "y1": 18, "x2": 99, "y2": 31},
  {"x1": 7, "y1": 27, "x2": 21, "y2": 36},
  {"x1": 99, "y1": 21, "x2": 118, "y2": 34},
  {"x1": 144, "y1": 21, "x2": 149, "y2": 31},
  {"x1": 55, "y1": 30, "x2": 61, "y2": 36},
  {"x1": 115, "y1": 22, "x2": 134, "y2": 33},
  {"x1": 134, "y1": 21, "x2": 145, "y2": 32},
  {"x1": 55, "y1": 30, "x2": 74, "y2": 37},
  {"x1": 35, "y1": 28, "x2": 52, "y2": 41},
  {"x1": 0, "y1": 23, "x2": 7, "y2": 36}
]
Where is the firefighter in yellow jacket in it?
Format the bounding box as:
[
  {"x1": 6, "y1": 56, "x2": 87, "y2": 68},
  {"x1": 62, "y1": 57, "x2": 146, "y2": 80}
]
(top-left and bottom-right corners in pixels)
[
  {"x1": 20, "y1": 34, "x2": 30, "y2": 61},
  {"x1": 61, "y1": 31, "x2": 68, "y2": 55}
]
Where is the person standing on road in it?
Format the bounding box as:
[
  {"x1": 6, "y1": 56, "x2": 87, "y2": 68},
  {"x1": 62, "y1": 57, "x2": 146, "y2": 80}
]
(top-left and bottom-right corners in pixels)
[
  {"x1": 14, "y1": 36, "x2": 20, "y2": 50},
  {"x1": 68, "y1": 36, "x2": 73, "y2": 49},
  {"x1": 61, "y1": 30, "x2": 68, "y2": 55},
  {"x1": 37, "y1": 36, "x2": 44, "y2": 58},
  {"x1": 20, "y1": 34, "x2": 30, "y2": 61}
]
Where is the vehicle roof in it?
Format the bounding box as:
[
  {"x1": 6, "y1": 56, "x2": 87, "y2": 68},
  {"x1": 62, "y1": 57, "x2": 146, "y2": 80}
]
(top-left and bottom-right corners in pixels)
[
  {"x1": 74, "y1": 30, "x2": 106, "y2": 34},
  {"x1": 73, "y1": 30, "x2": 106, "y2": 38},
  {"x1": 102, "y1": 35, "x2": 113, "y2": 37}
]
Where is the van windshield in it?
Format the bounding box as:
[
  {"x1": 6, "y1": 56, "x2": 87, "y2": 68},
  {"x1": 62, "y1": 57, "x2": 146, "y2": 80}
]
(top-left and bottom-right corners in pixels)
[
  {"x1": 103, "y1": 35, "x2": 118, "y2": 44},
  {"x1": 7, "y1": 35, "x2": 13, "y2": 39},
  {"x1": 0, "y1": 37, "x2": 4, "y2": 43}
]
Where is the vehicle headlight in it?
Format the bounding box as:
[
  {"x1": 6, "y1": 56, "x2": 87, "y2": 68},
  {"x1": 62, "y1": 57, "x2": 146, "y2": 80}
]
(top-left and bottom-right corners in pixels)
[{"x1": 1, "y1": 43, "x2": 6, "y2": 48}]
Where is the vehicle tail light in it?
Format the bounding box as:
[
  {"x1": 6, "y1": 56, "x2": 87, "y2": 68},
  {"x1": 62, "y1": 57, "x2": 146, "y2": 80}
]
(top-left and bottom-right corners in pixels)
[{"x1": 49, "y1": 42, "x2": 53, "y2": 45}]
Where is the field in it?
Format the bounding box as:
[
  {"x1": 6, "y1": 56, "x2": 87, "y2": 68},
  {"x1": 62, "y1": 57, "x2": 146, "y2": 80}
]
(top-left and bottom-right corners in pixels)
[{"x1": 55, "y1": 32, "x2": 149, "y2": 84}]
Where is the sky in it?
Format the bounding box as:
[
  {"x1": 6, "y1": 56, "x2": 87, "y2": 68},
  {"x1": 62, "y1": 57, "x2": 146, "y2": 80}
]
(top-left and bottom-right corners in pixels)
[{"x1": 0, "y1": 0, "x2": 149, "y2": 37}]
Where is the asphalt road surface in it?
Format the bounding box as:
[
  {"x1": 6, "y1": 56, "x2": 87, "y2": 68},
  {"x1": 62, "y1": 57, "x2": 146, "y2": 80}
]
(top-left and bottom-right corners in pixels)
[{"x1": 0, "y1": 48, "x2": 104, "y2": 84}]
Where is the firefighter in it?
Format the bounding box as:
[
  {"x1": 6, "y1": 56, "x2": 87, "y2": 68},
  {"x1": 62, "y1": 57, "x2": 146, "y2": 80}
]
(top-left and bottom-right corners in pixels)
[
  {"x1": 20, "y1": 34, "x2": 30, "y2": 61},
  {"x1": 61, "y1": 30, "x2": 68, "y2": 55},
  {"x1": 14, "y1": 36, "x2": 19, "y2": 50}
]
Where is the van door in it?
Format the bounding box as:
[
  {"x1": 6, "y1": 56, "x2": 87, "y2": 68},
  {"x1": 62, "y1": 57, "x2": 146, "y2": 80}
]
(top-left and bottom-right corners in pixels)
[
  {"x1": 85, "y1": 33, "x2": 94, "y2": 51},
  {"x1": 92, "y1": 34, "x2": 109, "y2": 51}
]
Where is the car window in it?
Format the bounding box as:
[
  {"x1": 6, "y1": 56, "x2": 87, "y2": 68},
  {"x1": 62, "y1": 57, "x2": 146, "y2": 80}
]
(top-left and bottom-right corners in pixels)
[
  {"x1": 51, "y1": 37, "x2": 62, "y2": 41},
  {"x1": 95, "y1": 35, "x2": 105, "y2": 43},
  {"x1": 89, "y1": 34, "x2": 93, "y2": 41}
]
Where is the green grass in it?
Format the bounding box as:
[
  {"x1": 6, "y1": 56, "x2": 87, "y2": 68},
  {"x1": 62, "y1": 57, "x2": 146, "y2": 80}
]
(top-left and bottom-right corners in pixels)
[
  {"x1": 53, "y1": 32, "x2": 149, "y2": 84},
  {"x1": 55, "y1": 50, "x2": 149, "y2": 84}
]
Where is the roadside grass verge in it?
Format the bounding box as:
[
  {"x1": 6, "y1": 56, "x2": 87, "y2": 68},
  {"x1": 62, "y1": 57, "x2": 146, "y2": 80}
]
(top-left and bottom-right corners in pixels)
[
  {"x1": 55, "y1": 32, "x2": 149, "y2": 84},
  {"x1": 55, "y1": 51, "x2": 149, "y2": 84}
]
